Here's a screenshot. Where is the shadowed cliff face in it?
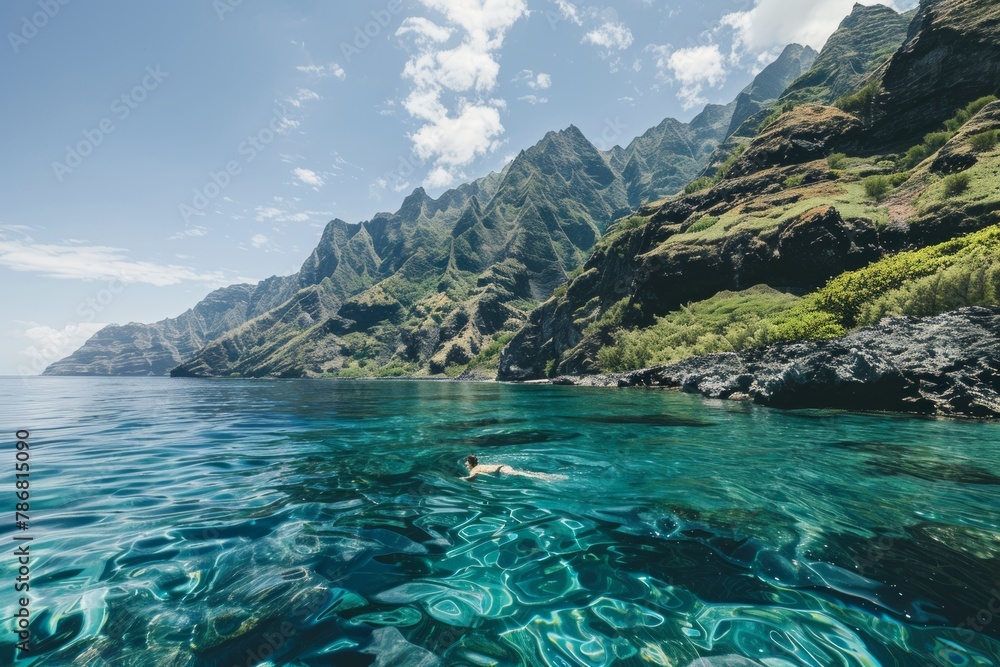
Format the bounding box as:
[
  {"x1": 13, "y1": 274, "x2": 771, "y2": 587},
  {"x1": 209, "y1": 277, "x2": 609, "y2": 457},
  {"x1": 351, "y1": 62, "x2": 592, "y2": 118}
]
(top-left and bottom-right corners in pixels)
[{"x1": 871, "y1": 0, "x2": 1000, "y2": 141}]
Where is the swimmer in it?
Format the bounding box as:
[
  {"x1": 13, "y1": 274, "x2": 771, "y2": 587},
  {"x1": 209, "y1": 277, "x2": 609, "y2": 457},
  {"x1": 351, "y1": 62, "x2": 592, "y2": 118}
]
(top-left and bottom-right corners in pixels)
[{"x1": 462, "y1": 454, "x2": 567, "y2": 482}]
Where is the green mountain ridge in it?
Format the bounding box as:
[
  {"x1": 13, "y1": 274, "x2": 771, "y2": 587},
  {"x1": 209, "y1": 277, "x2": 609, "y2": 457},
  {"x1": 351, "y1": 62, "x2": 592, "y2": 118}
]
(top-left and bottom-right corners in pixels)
[{"x1": 47, "y1": 53, "x2": 816, "y2": 378}]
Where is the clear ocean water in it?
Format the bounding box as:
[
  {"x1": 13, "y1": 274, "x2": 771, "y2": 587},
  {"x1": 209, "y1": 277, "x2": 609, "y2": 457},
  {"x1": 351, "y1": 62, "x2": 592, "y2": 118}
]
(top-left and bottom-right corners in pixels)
[{"x1": 2, "y1": 377, "x2": 999, "y2": 666}]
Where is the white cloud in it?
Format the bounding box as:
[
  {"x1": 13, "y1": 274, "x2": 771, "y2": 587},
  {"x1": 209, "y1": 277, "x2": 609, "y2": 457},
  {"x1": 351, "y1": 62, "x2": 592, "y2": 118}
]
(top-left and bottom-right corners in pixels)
[
  {"x1": 168, "y1": 226, "x2": 208, "y2": 241},
  {"x1": 0, "y1": 238, "x2": 226, "y2": 286},
  {"x1": 515, "y1": 70, "x2": 552, "y2": 90},
  {"x1": 518, "y1": 94, "x2": 548, "y2": 105},
  {"x1": 654, "y1": 44, "x2": 729, "y2": 109},
  {"x1": 292, "y1": 167, "x2": 325, "y2": 189},
  {"x1": 274, "y1": 116, "x2": 300, "y2": 134},
  {"x1": 250, "y1": 234, "x2": 269, "y2": 248},
  {"x1": 286, "y1": 88, "x2": 321, "y2": 108},
  {"x1": 552, "y1": 0, "x2": 582, "y2": 25},
  {"x1": 396, "y1": 0, "x2": 529, "y2": 188},
  {"x1": 410, "y1": 101, "x2": 505, "y2": 175},
  {"x1": 397, "y1": 17, "x2": 454, "y2": 44},
  {"x1": 254, "y1": 205, "x2": 333, "y2": 224},
  {"x1": 17, "y1": 322, "x2": 108, "y2": 373},
  {"x1": 583, "y1": 21, "x2": 634, "y2": 51},
  {"x1": 296, "y1": 63, "x2": 346, "y2": 79}
]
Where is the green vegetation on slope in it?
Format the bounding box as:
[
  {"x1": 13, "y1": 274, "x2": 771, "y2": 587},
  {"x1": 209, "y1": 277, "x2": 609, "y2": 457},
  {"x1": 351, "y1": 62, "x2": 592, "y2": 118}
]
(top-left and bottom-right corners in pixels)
[
  {"x1": 500, "y1": 1, "x2": 1000, "y2": 382},
  {"x1": 597, "y1": 287, "x2": 803, "y2": 371},
  {"x1": 599, "y1": 225, "x2": 1000, "y2": 371},
  {"x1": 899, "y1": 96, "x2": 998, "y2": 168}
]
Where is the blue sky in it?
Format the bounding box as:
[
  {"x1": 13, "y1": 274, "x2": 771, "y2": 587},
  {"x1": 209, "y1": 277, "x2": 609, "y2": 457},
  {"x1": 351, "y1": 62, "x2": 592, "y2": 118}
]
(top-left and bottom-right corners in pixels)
[{"x1": 0, "y1": 0, "x2": 917, "y2": 375}]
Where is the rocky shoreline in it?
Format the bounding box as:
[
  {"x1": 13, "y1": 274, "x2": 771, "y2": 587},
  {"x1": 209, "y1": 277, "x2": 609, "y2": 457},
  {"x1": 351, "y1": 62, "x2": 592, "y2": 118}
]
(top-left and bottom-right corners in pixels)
[{"x1": 547, "y1": 307, "x2": 1000, "y2": 419}]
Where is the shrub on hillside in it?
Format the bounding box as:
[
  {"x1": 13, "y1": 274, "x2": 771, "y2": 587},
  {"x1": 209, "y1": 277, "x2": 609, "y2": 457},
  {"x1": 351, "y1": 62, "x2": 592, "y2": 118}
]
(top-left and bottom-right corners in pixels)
[
  {"x1": 864, "y1": 175, "x2": 892, "y2": 201},
  {"x1": 945, "y1": 96, "x2": 998, "y2": 132},
  {"x1": 890, "y1": 172, "x2": 911, "y2": 187},
  {"x1": 836, "y1": 80, "x2": 881, "y2": 124},
  {"x1": 923, "y1": 131, "x2": 953, "y2": 152},
  {"x1": 687, "y1": 215, "x2": 720, "y2": 234},
  {"x1": 684, "y1": 177, "x2": 714, "y2": 194},
  {"x1": 827, "y1": 153, "x2": 847, "y2": 170},
  {"x1": 901, "y1": 144, "x2": 929, "y2": 170},
  {"x1": 813, "y1": 224, "x2": 1000, "y2": 326},
  {"x1": 784, "y1": 174, "x2": 805, "y2": 188},
  {"x1": 970, "y1": 130, "x2": 999, "y2": 152},
  {"x1": 943, "y1": 172, "x2": 971, "y2": 198},
  {"x1": 857, "y1": 259, "x2": 1000, "y2": 326},
  {"x1": 596, "y1": 287, "x2": 802, "y2": 372}
]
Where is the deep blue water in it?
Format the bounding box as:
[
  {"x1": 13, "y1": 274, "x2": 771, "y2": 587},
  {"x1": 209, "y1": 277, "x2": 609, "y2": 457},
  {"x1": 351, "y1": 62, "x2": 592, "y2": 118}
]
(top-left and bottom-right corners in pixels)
[{"x1": 2, "y1": 377, "x2": 1000, "y2": 666}]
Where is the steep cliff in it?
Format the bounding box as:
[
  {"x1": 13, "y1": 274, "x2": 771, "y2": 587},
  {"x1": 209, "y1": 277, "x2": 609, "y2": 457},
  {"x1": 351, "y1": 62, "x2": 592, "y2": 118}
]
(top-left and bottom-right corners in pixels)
[
  {"x1": 871, "y1": 0, "x2": 1000, "y2": 141},
  {"x1": 727, "y1": 44, "x2": 818, "y2": 136}
]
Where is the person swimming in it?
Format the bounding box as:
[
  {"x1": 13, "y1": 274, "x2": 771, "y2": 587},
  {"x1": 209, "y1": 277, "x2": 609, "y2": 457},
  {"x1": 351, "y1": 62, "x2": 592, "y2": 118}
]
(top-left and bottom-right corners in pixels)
[{"x1": 463, "y1": 454, "x2": 567, "y2": 482}]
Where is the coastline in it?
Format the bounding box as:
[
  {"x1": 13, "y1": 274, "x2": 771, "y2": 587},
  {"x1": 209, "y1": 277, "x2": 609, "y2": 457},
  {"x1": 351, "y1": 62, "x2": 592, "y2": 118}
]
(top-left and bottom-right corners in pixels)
[
  {"x1": 545, "y1": 307, "x2": 1000, "y2": 420},
  {"x1": 36, "y1": 307, "x2": 1000, "y2": 420}
]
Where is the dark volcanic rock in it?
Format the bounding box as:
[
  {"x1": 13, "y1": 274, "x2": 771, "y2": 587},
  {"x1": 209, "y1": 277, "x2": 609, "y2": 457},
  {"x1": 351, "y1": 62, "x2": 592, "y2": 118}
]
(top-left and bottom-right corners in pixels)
[
  {"x1": 872, "y1": 0, "x2": 1000, "y2": 142},
  {"x1": 569, "y1": 308, "x2": 1000, "y2": 419}
]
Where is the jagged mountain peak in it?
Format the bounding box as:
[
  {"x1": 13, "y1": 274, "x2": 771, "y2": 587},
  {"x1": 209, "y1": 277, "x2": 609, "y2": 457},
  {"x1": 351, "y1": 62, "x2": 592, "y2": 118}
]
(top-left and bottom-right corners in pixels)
[
  {"x1": 398, "y1": 187, "x2": 431, "y2": 214},
  {"x1": 844, "y1": 2, "x2": 902, "y2": 23}
]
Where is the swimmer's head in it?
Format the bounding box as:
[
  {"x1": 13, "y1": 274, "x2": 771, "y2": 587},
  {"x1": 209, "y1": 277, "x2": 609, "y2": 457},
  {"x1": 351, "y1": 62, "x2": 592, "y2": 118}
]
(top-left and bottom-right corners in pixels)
[{"x1": 465, "y1": 455, "x2": 478, "y2": 470}]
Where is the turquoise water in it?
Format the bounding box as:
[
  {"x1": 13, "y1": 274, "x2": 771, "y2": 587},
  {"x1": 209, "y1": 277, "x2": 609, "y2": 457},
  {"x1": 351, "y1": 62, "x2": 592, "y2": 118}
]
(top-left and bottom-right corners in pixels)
[{"x1": 2, "y1": 377, "x2": 1000, "y2": 666}]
